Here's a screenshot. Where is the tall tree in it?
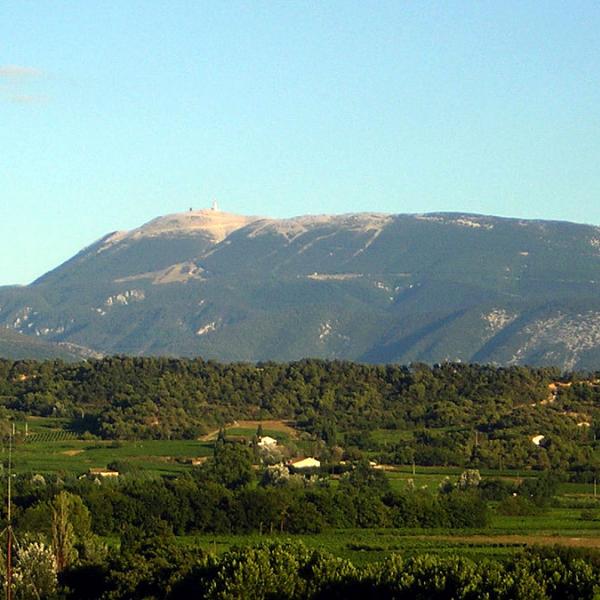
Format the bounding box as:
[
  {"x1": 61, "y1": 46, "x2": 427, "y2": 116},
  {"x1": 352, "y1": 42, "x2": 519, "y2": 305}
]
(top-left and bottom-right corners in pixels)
[{"x1": 51, "y1": 492, "x2": 78, "y2": 571}]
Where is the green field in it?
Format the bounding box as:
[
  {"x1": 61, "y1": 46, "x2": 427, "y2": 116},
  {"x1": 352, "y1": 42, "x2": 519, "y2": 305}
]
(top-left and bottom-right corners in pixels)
[
  {"x1": 368, "y1": 428, "x2": 415, "y2": 444},
  {"x1": 3, "y1": 418, "x2": 215, "y2": 476},
  {"x1": 5, "y1": 416, "x2": 600, "y2": 563},
  {"x1": 176, "y1": 530, "x2": 519, "y2": 564},
  {"x1": 179, "y1": 514, "x2": 600, "y2": 565},
  {"x1": 10, "y1": 439, "x2": 213, "y2": 476},
  {"x1": 173, "y1": 497, "x2": 600, "y2": 564},
  {"x1": 5, "y1": 418, "x2": 301, "y2": 477}
]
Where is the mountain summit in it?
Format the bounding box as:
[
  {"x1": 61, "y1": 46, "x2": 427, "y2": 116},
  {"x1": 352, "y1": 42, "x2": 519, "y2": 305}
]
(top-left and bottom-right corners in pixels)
[
  {"x1": 3, "y1": 209, "x2": 600, "y2": 368},
  {"x1": 104, "y1": 208, "x2": 262, "y2": 244}
]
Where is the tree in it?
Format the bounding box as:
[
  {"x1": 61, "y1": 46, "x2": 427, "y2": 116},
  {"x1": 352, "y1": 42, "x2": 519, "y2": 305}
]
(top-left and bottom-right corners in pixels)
[
  {"x1": 51, "y1": 491, "x2": 91, "y2": 571},
  {"x1": 457, "y1": 469, "x2": 482, "y2": 490},
  {"x1": 212, "y1": 443, "x2": 254, "y2": 489},
  {"x1": 52, "y1": 492, "x2": 77, "y2": 571},
  {"x1": 1, "y1": 535, "x2": 58, "y2": 600}
]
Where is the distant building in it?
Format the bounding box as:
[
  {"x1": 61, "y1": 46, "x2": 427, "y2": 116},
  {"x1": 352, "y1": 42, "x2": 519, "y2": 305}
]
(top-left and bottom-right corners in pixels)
[
  {"x1": 531, "y1": 434, "x2": 545, "y2": 446},
  {"x1": 257, "y1": 436, "x2": 278, "y2": 448},
  {"x1": 289, "y1": 457, "x2": 320, "y2": 470},
  {"x1": 87, "y1": 467, "x2": 119, "y2": 478}
]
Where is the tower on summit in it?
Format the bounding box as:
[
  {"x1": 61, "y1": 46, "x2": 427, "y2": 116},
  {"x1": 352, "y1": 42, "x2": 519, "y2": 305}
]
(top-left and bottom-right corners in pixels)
[{"x1": 211, "y1": 200, "x2": 219, "y2": 211}]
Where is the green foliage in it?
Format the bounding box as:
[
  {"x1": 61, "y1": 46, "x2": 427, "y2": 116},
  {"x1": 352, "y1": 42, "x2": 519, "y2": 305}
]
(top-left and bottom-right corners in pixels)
[
  {"x1": 102, "y1": 526, "x2": 204, "y2": 600},
  {"x1": 107, "y1": 460, "x2": 140, "y2": 475},
  {"x1": 209, "y1": 442, "x2": 254, "y2": 490},
  {"x1": 52, "y1": 491, "x2": 79, "y2": 571},
  {"x1": 57, "y1": 540, "x2": 600, "y2": 600},
  {"x1": 496, "y1": 495, "x2": 542, "y2": 517},
  {"x1": 3, "y1": 357, "x2": 589, "y2": 476},
  {"x1": 200, "y1": 541, "x2": 312, "y2": 599},
  {"x1": 0, "y1": 534, "x2": 58, "y2": 600},
  {"x1": 520, "y1": 472, "x2": 562, "y2": 507}
]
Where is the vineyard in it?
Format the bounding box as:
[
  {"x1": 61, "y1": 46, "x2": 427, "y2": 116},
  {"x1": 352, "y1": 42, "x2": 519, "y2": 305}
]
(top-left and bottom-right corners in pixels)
[{"x1": 24, "y1": 430, "x2": 78, "y2": 443}]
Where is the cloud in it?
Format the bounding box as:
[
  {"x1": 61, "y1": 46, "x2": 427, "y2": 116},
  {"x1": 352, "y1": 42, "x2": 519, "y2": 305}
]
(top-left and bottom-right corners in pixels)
[
  {"x1": 0, "y1": 65, "x2": 47, "y2": 105},
  {"x1": 0, "y1": 65, "x2": 43, "y2": 79},
  {"x1": 8, "y1": 94, "x2": 48, "y2": 104}
]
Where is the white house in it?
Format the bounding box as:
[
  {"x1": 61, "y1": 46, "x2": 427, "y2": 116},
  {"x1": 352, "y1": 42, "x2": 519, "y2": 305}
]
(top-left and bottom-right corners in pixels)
[
  {"x1": 531, "y1": 434, "x2": 545, "y2": 446},
  {"x1": 289, "y1": 457, "x2": 320, "y2": 470},
  {"x1": 258, "y1": 436, "x2": 278, "y2": 448},
  {"x1": 88, "y1": 467, "x2": 119, "y2": 478}
]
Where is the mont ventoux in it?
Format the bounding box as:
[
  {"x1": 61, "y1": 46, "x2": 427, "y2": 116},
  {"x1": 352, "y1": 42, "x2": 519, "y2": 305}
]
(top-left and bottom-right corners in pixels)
[{"x1": 2, "y1": 206, "x2": 600, "y2": 369}]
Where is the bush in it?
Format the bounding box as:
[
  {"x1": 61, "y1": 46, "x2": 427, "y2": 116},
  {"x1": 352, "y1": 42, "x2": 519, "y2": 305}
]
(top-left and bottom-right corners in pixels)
[
  {"x1": 580, "y1": 509, "x2": 600, "y2": 522},
  {"x1": 479, "y1": 478, "x2": 517, "y2": 501},
  {"x1": 496, "y1": 495, "x2": 542, "y2": 516},
  {"x1": 107, "y1": 460, "x2": 140, "y2": 474}
]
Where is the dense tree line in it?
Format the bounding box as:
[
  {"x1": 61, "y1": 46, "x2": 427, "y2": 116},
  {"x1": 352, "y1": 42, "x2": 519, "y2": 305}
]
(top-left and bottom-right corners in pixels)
[
  {"x1": 0, "y1": 357, "x2": 567, "y2": 435},
  {"x1": 4, "y1": 449, "x2": 488, "y2": 541},
  {"x1": 0, "y1": 357, "x2": 598, "y2": 470},
  {"x1": 0, "y1": 468, "x2": 594, "y2": 598},
  {"x1": 6, "y1": 536, "x2": 600, "y2": 599}
]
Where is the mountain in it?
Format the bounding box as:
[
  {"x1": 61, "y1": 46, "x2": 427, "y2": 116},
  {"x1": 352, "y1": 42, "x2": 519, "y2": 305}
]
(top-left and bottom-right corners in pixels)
[
  {"x1": 0, "y1": 327, "x2": 99, "y2": 361},
  {"x1": 2, "y1": 208, "x2": 600, "y2": 369}
]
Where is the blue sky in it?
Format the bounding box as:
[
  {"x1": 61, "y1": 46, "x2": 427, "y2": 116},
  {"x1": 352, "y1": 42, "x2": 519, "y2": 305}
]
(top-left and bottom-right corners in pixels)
[{"x1": 2, "y1": 1, "x2": 600, "y2": 285}]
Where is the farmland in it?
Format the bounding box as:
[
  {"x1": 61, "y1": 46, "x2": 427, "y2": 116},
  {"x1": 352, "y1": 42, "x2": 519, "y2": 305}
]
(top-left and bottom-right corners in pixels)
[
  {"x1": 183, "y1": 483, "x2": 600, "y2": 563},
  {"x1": 1, "y1": 357, "x2": 600, "y2": 598},
  {"x1": 4, "y1": 416, "x2": 600, "y2": 565},
  {"x1": 186, "y1": 524, "x2": 600, "y2": 565},
  {"x1": 6, "y1": 417, "x2": 295, "y2": 476}
]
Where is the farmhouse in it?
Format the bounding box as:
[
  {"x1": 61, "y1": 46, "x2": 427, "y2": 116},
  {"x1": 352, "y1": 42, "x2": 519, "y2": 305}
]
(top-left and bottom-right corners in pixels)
[
  {"x1": 257, "y1": 435, "x2": 278, "y2": 448},
  {"x1": 531, "y1": 434, "x2": 545, "y2": 446},
  {"x1": 289, "y1": 457, "x2": 320, "y2": 470},
  {"x1": 87, "y1": 467, "x2": 119, "y2": 478}
]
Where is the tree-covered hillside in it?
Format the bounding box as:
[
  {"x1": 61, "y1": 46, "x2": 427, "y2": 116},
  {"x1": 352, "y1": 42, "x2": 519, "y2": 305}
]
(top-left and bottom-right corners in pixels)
[{"x1": 1, "y1": 357, "x2": 598, "y2": 472}]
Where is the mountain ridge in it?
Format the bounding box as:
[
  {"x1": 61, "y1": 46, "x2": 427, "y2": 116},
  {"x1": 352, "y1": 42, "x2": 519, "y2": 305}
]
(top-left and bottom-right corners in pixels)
[{"x1": 4, "y1": 208, "x2": 600, "y2": 369}]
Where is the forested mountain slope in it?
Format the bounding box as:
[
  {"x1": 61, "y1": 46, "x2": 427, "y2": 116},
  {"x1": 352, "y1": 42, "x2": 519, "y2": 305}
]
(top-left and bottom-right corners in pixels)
[{"x1": 2, "y1": 209, "x2": 600, "y2": 368}]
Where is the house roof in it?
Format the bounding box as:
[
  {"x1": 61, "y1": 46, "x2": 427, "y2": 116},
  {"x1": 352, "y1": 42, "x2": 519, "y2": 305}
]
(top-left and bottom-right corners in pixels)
[
  {"x1": 88, "y1": 468, "x2": 119, "y2": 476},
  {"x1": 258, "y1": 435, "x2": 278, "y2": 446},
  {"x1": 290, "y1": 457, "x2": 320, "y2": 468}
]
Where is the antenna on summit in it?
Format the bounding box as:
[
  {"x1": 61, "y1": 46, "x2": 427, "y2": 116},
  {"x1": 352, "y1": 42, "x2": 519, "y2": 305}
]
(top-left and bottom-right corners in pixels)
[{"x1": 211, "y1": 200, "x2": 219, "y2": 212}]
